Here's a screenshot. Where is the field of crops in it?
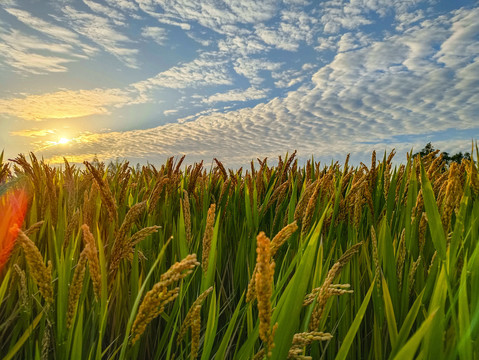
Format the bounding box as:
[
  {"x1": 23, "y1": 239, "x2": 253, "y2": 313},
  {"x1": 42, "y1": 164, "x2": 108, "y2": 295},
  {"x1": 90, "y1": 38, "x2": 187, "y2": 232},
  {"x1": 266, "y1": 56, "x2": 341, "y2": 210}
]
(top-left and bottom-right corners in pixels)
[{"x1": 0, "y1": 149, "x2": 478, "y2": 360}]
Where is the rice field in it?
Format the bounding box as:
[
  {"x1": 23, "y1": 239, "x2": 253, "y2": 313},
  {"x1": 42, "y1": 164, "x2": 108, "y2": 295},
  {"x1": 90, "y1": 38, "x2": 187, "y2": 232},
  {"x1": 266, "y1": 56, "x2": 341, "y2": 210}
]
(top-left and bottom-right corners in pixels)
[{"x1": 0, "y1": 149, "x2": 478, "y2": 359}]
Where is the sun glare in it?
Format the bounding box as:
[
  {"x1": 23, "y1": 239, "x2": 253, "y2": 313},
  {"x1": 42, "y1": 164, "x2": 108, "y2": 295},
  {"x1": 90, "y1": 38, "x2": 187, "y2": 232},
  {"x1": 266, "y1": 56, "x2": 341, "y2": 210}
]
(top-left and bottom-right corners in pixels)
[{"x1": 58, "y1": 137, "x2": 70, "y2": 144}]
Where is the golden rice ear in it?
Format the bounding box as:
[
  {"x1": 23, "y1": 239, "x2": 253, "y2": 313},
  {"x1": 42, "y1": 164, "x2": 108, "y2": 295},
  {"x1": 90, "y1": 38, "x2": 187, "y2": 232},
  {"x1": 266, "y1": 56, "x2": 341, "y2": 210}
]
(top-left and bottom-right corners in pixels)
[
  {"x1": 308, "y1": 242, "x2": 362, "y2": 331},
  {"x1": 183, "y1": 190, "x2": 192, "y2": 243},
  {"x1": 177, "y1": 287, "x2": 213, "y2": 359},
  {"x1": 84, "y1": 161, "x2": 118, "y2": 223},
  {"x1": 108, "y1": 201, "x2": 147, "y2": 285},
  {"x1": 255, "y1": 232, "x2": 276, "y2": 358},
  {"x1": 17, "y1": 229, "x2": 53, "y2": 304},
  {"x1": 130, "y1": 254, "x2": 200, "y2": 345},
  {"x1": 67, "y1": 245, "x2": 89, "y2": 328},
  {"x1": 81, "y1": 225, "x2": 102, "y2": 299},
  {"x1": 202, "y1": 203, "x2": 216, "y2": 274}
]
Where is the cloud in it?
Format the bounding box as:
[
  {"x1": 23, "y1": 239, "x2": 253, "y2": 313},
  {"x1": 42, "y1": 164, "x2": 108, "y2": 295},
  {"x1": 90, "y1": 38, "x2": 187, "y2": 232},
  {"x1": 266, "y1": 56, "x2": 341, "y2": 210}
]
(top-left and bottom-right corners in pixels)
[
  {"x1": 272, "y1": 63, "x2": 316, "y2": 88},
  {"x1": 82, "y1": 0, "x2": 126, "y2": 25},
  {"x1": 233, "y1": 57, "x2": 283, "y2": 85},
  {"x1": 0, "y1": 7, "x2": 97, "y2": 74},
  {"x1": 319, "y1": 2, "x2": 371, "y2": 33},
  {"x1": 185, "y1": 30, "x2": 212, "y2": 46},
  {"x1": 104, "y1": 0, "x2": 139, "y2": 12},
  {"x1": 224, "y1": 0, "x2": 279, "y2": 23},
  {"x1": 61, "y1": 5, "x2": 138, "y2": 68},
  {"x1": 141, "y1": 26, "x2": 168, "y2": 45},
  {"x1": 255, "y1": 10, "x2": 319, "y2": 51},
  {"x1": 132, "y1": 53, "x2": 232, "y2": 91},
  {"x1": 136, "y1": 0, "x2": 279, "y2": 34},
  {"x1": 202, "y1": 87, "x2": 268, "y2": 104},
  {"x1": 0, "y1": 88, "x2": 133, "y2": 121},
  {"x1": 337, "y1": 32, "x2": 372, "y2": 52},
  {"x1": 2, "y1": 7, "x2": 96, "y2": 55},
  {"x1": 10, "y1": 129, "x2": 56, "y2": 137},
  {"x1": 163, "y1": 109, "x2": 179, "y2": 116},
  {"x1": 318, "y1": 0, "x2": 430, "y2": 33},
  {"x1": 33, "y1": 6, "x2": 479, "y2": 168},
  {"x1": 0, "y1": 33, "x2": 74, "y2": 74},
  {"x1": 435, "y1": 7, "x2": 479, "y2": 68},
  {"x1": 395, "y1": 9, "x2": 425, "y2": 31},
  {"x1": 218, "y1": 34, "x2": 268, "y2": 56}
]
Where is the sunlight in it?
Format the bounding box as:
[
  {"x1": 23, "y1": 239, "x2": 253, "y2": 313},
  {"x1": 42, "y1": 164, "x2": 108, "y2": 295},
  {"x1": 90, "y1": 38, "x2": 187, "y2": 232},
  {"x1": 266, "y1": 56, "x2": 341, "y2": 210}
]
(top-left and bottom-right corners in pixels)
[{"x1": 58, "y1": 137, "x2": 70, "y2": 145}]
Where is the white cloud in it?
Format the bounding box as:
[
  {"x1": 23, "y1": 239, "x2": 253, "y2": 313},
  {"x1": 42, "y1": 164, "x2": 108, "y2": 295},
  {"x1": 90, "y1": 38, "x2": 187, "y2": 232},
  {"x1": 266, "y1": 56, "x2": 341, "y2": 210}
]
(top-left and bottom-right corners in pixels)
[
  {"x1": 320, "y1": 3, "x2": 371, "y2": 33},
  {"x1": 316, "y1": 35, "x2": 339, "y2": 51},
  {"x1": 135, "y1": 0, "x2": 280, "y2": 34},
  {"x1": 141, "y1": 26, "x2": 168, "y2": 45},
  {"x1": 255, "y1": 10, "x2": 318, "y2": 51},
  {"x1": 3, "y1": 7, "x2": 94, "y2": 53},
  {"x1": 435, "y1": 7, "x2": 479, "y2": 68},
  {"x1": 154, "y1": 17, "x2": 191, "y2": 31},
  {"x1": 132, "y1": 53, "x2": 232, "y2": 91},
  {"x1": 395, "y1": 9, "x2": 425, "y2": 31},
  {"x1": 318, "y1": 0, "x2": 430, "y2": 33},
  {"x1": 104, "y1": 0, "x2": 139, "y2": 12},
  {"x1": 233, "y1": 57, "x2": 282, "y2": 85},
  {"x1": 272, "y1": 63, "x2": 316, "y2": 88},
  {"x1": 61, "y1": 5, "x2": 138, "y2": 68},
  {"x1": 202, "y1": 87, "x2": 268, "y2": 104},
  {"x1": 0, "y1": 29, "x2": 77, "y2": 74},
  {"x1": 218, "y1": 34, "x2": 268, "y2": 56},
  {"x1": 224, "y1": 0, "x2": 279, "y2": 23},
  {"x1": 0, "y1": 7, "x2": 98, "y2": 73},
  {"x1": 185, "y1": 31, "x2": 212, "y2": 46},
  {"x1": 82, "y1": 0, "x2": 126, "y2": 25},
  {"x1": 338, "y1": 32, "x2": 371, "y2": 52},
  {"x1": 163, "y1": 109, "x2": 179, "y2": 115}
]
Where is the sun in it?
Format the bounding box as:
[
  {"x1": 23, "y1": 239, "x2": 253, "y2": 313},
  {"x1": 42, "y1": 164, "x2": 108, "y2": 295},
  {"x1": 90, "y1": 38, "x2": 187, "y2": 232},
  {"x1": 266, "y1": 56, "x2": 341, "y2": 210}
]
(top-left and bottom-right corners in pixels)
[{"x1": 58, "y1": 137, "x2": 70, "y2": 144}]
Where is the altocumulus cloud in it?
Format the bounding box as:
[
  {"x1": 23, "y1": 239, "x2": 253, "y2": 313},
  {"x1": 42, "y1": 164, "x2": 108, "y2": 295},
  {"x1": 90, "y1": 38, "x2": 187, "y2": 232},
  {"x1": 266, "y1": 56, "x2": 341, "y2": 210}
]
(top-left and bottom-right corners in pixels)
[{"x1": 36, "y1": 6, "x2": 479, "y2": 167}]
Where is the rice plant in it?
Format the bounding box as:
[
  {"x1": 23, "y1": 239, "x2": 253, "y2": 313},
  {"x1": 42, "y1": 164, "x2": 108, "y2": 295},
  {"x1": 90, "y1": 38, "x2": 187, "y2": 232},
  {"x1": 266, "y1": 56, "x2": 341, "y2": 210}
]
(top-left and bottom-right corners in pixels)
[{"x1": 0, "y1": 148, "x2": 478, "y2": 359}]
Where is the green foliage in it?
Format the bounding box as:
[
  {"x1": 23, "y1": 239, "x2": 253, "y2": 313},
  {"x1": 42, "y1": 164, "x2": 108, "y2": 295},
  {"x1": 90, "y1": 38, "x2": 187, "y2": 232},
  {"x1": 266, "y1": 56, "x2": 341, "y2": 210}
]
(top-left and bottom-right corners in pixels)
[{"x1": 0, "y1": 149, "x2": 477, "y2": 359}]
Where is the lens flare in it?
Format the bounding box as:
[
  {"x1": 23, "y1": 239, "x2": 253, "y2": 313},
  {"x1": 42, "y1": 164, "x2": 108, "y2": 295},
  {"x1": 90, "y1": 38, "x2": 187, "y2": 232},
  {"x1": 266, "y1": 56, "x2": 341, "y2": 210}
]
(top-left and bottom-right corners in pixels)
[{"x1": 0, "y1": 189, "x2": 28, "y2": 273}]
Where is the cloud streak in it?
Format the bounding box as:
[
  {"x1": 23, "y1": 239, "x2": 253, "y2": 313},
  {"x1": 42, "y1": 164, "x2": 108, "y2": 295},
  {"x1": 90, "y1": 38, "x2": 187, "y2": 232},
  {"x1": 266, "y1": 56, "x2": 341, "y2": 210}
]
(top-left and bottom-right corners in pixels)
[
  {"x1": 0, "y1": 88, "x2": 133, "y2": 121},
  {"x1": 201, "y1": 87, "x2": 268, "y2": 104},
  {"x1": 61, "y1": 5, "x2": 139, "y2": 68}
]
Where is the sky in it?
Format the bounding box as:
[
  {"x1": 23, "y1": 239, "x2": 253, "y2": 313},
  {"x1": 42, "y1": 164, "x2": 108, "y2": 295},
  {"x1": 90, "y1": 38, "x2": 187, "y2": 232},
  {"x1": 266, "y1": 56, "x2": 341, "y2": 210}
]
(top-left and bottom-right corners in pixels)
[{"x1": 0, "y1": 0, "x2": 478, "y2": 168}]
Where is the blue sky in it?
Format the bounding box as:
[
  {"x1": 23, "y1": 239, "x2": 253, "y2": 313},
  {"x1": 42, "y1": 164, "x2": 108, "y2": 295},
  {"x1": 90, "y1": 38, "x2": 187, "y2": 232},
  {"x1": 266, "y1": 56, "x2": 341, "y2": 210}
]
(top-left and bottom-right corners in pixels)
[{"x1": 0, "y1": 0, "x2": 478, "y2": 167}]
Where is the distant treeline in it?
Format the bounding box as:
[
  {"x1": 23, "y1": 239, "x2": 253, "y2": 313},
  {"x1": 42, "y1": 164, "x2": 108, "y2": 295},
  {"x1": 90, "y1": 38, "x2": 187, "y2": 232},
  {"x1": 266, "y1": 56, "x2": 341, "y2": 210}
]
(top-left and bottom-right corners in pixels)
[{"x1": 414, "y1": 142, "x2": 471, "y2": 165}]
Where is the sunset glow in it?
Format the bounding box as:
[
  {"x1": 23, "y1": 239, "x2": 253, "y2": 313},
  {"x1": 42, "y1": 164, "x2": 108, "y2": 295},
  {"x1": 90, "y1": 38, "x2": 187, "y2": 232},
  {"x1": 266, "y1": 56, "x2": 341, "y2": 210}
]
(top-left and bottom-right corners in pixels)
[{"x1": 57, "y1": 138, "x2": 70, "y2": 145}]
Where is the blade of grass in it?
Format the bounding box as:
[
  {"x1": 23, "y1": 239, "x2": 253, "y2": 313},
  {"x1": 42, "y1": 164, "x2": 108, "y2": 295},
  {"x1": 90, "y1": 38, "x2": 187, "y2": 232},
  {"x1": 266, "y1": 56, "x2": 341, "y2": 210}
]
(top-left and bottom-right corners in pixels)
[
  {"x1": 214, "y1": 293, "x2": 244, "y2": 359},
  {"x1": 3, "y1": 312, "x2": 43, "y2": 360},
  {"x1": 458, "y1": 257, "x2": 472, "y2": 360},
  {"x1": 118, "y1": 237, "x2": 171, "y2": 360},
  {"x1": 335, "y1": 280, "x2": 375, "y2": 360},
  {"x1": 389, "y1": 289, "x2": 424, "y2": 359},
  {"x1": 382, "y1": 275, "x2": 398, "y2": 348},
  {"x1": 271, "y1": 208, "x2": 328, "y2": 359},
  {"x1": 200, "y1": 288, "x2": 219, "y2": 360},
  {"x1": 420, "y1": 163, "x2": 446, "y2": 261},
  {"x1": 392, "y1": 309, "x2": 438, "y2": 360}
]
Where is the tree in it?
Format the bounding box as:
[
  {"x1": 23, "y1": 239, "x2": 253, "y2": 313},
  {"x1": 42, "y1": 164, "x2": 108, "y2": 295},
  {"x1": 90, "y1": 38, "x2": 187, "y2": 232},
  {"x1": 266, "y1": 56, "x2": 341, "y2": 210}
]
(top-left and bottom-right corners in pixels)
[{"x1": 413, "y1": 143, "x2": 470, "y2": 166}]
